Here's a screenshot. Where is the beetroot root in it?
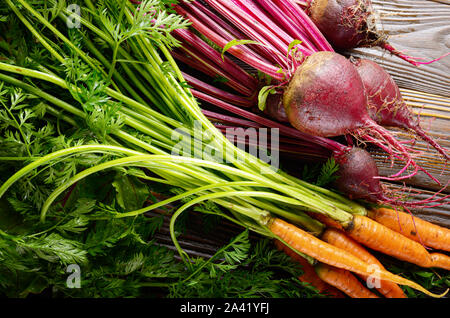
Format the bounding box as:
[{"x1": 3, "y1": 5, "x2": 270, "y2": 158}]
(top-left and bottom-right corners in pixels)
[
  {"x1": 351, "y1": 57, "x2": 449, "y2": 161},
  {"x1": 282, "y1": 51, "x2": 436, "y2": 184},
  {"x1": 262, "y1": 92, "x2": 290, "y2": 123},
  {"x1": 332, "y1": 147, "x2": 449, "y2": 208},
  {"x1": 305, "y1": 0, "x2": 449, "y2": 66},
  {"x1": 333, "y1": 147, "x2": 385, "y2": 202},
  {"x1": 306, "y1": 0, "x2": 380, "y2": 51}
]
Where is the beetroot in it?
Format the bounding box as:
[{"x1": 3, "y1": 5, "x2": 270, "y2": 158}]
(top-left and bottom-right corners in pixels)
[
  {"x1": 283, "y1": 51, "x2": 366, "y2": 137},
  {"x1": 282, "y1": 51, "x2": 432, "y2": 183},
  {"x1": 306, "y1": 0, "x2": 379, "y2": 51},
  {"x1": 262, "y1": 93, "x2": 289, "y2": 123},
  {"x1": 333, "y1": 147, "x2": 449, "y2": 207},
  {"x1": 351, "y1": 57, "x2": 449, "y2": 161},
  {"x1": 305, "y1": 0, "x2": 449, "y2": 66},
  {"x1": 333, "y1": 147, "x2": 384, "y2": 202}
]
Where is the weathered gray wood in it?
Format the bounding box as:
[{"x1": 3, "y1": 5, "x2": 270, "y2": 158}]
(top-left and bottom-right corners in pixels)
[{"x1": 350, "y1": 0, "x2": 450, "y2": 97}]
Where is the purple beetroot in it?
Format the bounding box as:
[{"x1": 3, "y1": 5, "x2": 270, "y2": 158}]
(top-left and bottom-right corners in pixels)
[
  {"x1": 282, "y1": 51, "x2": 433, "y2": 183},
  {"x1": 262, "y1": 93, "x2": 290, "y2": 123},
  {"x1": 351, "y1": 57, "x2": 449, "y2": 161},
  {"x1": 333, "y1": 147, "x2": 385, "y2": 202},
  {"x1": 304, "y1": 0, "x2": 449, "y2": 66}
]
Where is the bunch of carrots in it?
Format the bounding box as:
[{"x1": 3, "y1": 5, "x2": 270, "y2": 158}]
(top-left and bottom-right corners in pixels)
[{"x1": 274, "y1": 207, "x2": 450, "y2": 298}]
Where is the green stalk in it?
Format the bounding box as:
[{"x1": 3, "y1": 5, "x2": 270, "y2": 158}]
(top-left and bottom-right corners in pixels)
[
  {"x1": 0, "y1": 144, "x2": 142, "y2": 199},
  {"x1": 37, "y1": 154, "x2": 330, "y2": 221},
  {"x1": 115, "y1": 181, "x2": 261, "y2": 219},
  {"x1": 168, "y1": 190, "x2": 272, "y2": 264},
  {"x1": 12, "y1": 0, "x2": 110, "y2": 81}
]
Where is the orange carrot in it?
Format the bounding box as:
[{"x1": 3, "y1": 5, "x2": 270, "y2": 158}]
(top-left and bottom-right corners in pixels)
[
  {"x1": 345, "y1": 215, "x2": 440, "y2": 268},
  {"x1": 274, "y1": 240, "x2": 345, "y2": 298},
  {"x1": 368, "y1": 208, "x2": 450, "y2": 252},
  {"x1": 321, "y1": 228, "x2": 406, "y2": 298},
  {"x1": 315, "y1": 263, "x2": 379, "y2": 298},
  {"x1": 306, "y1": 211, "x2": 344, "y2": 230},
  {"x1": 268, "y1": 217, "x2": 446, "y2": 297},
  {"x1": 430, "y1": 253, "x2": 450, "y2": 270}
]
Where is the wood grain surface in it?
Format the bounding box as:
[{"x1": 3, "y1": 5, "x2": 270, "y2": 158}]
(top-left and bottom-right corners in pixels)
[{"x1": 157, "y1": 0, "x2": 450, "y2": 257}]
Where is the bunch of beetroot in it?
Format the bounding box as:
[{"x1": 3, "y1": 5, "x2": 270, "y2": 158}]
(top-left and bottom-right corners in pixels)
[{"x1": 170, "y1": 0, "x2": 448, "y2": 208}]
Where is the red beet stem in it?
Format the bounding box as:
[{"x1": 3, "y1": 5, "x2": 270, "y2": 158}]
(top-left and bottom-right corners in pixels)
[
  {"x1": 174, "y1": 4, "x2": 285, "y2": 80},
  {"x1": 202, "y1": 0, "x2": 291, "y2": 68},
  {"x1": 182, "y1": 0, "x2": 279, "y2": 63},
  {"x1": 172, "y1": 47, "x2": 253, "y2": 97},
  {"x1": 190, "y1": 88, "x2": 347, "y2": 153},
  {"x1": 182, "y1": 72, "x2": 256, "y2": 108},
  {"x1": 273, "y1": 0, "x2": 334, "y2": 51},
  {"x1": 245, "y1": 0, "x2": 318, "y2": 53},
  {"x1": 172, "y1": 28, "x2": 258, "y2": 91}
]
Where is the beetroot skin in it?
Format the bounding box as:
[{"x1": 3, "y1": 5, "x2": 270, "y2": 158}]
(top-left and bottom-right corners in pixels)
[
  {"x1": 333, "y1": 147, "x2": 384, "y2": 202},
  {"x1": 351, "y1": 57, "x2": 449, "y2": 160},
  {"x1": 283, "y1": 51, "x2": 366, "y2": 137},
  {"x1": 282, "y1": 51, "x2": 439, "y2": 184},
  {"x1": 263, "y1": 93, "x2": 289, "y2": 123},
  {"x1": 306, "y1": 0, "x2": 381, "y2": 50}
]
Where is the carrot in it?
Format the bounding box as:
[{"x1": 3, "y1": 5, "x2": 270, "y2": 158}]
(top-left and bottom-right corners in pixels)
[
  {"x1": 430, "y1": 253, "x2": 450, "y2": 271},
  {"x1": 306, "y1": 211, "x2": 344, "y2": 231},
  {"x1": 321, "y1": 228, "x2": 407, "y2": 298},
  {"x1": 345, "y1": 215, "x2": 442, "y2": 268},
  {"x1": 274, "y1": 240, "x2": 345, "y2": 298},
  {"x1": 267, "y1": 217, "x2": 446, "y2": 297},
  {"x1": 315, "y1": 263, "x2": 379, "y2": 298},
  {"x1": 368, "y1": 208, "x2": 450, "y2": 252}
]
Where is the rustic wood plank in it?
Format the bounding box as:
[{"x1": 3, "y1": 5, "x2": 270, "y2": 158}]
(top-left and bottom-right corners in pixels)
[{"x1": 349, "y1": 0, "x2": 450, "y2": 97}]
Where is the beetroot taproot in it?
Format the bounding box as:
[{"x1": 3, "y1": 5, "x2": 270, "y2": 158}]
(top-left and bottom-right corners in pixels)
[{"x1": 333, "y1": 147, "x2": 384, "y2": 202}]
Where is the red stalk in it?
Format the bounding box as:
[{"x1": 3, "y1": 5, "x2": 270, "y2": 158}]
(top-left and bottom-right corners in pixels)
[
  {"x1": 273, "y1": 0, "x2": 334, "y2": 51},
  {"x1": 202, "y1": 0, "x2": 290, "y2": 69},
  {"x1": 172, "y1": 28, "x2": 258, "y2": 91},
  {"x1": 190, "y1": 87, "x2": 347, "y2": 154},
  {"x1": 183, "y1": 72, "x2": 256, "y2": 108},
  {"x1": 255, "y1": 0, "x2": 317, "y2": 53},
  {"x1": 174, "y1": 4, "x2": 284, "y2": 80},
  {"x1": 172, "y1": 46, "x2": 253, "y2": 96},
  {"x1": 231, "y1": 0, "x2": 315, "y2": 56}
]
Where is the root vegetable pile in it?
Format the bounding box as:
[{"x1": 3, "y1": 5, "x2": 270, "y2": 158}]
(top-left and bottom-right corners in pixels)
[{"x1": 0, "y1": 0, "x2": 448, "y2": 299}]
